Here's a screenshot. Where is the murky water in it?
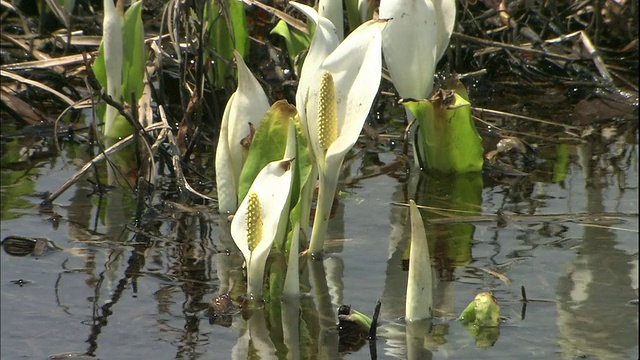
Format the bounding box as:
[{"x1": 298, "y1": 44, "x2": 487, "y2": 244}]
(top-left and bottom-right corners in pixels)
[{"x1": 1, "y1": 121, "x2": 638, "y2": 359}]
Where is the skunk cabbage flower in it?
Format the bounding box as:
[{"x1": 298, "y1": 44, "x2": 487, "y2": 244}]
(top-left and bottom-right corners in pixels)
[
  {"x1": 215, "y1": 50, "x2": 270, "y2": 214},
  {"x1": 231, "y1": 159, "x2": 293, "y2": 300},
  {"x1": 318, "y1": 0, "x2": 344, "y2": 40},
  {"x1": 380, "y1": 0, "x2": 456, "y2": 98},
  {"x1": 433, "y1": 0, "x2": 456, "y2": 63},
  {"x1": 292, "y1": 2, "x2": 383, "y2": 255}
]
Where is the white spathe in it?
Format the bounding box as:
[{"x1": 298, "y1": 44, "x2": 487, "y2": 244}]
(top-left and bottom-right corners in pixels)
[
  {"x1": 318, "y1": 0, "x2": 344, "y2": 41},
  {"x1": 290, "y1": 2, "x2": 340, "y2": 142},
  {"x1": 102, "y1": 0, "x2": 123, "y2": 136},
  {"x1": 380, "y1": 0, "x2": 439, "y2": 99},
  {"x1": 292, "y1": 1, "x2": 383, "y2": 255},
  {"x1": 231, "y1": 159, "x2": 293, "y2": 299},
  {"x1": 215, "y1": 50, "x2": 270, "y2": 214},
  {"x1": 434, "y1": 0, "x2": 456, "y2": 63}
]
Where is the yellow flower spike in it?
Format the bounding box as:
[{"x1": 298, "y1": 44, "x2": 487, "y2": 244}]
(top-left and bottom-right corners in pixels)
[
  {"x1": 318, "y1": 72, "x2": 338, "y2": 152},
  {"x1": 291, "y1": 2, "x2": 383, "y2": 255},
  {"x1": 246, "y1": 192, "x2": 263, "y2": 252},
  {"x1": 231, "y1": 159, "x2": 293, "y2": 301}
]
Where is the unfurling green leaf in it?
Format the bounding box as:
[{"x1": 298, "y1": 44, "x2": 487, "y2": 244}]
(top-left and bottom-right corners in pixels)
[
  {"x1": 458, "y1": 291, "x2": 500, "y2": 327},
  {"x1": 402, "y1": 88, "x2": 484, "y2": 174},
  {"x1": 122, "y1": 0, "x2": 145, "y2": 103}
]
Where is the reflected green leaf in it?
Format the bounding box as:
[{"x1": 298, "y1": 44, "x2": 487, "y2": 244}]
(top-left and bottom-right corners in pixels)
[{"x1": 552, "y1": 143, "x2": 569, "y2": 183}]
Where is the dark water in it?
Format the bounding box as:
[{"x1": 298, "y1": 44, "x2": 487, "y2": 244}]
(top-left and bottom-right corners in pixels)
[{"x1": 1, "y1": 120, "x2": 638, "y2": 359}]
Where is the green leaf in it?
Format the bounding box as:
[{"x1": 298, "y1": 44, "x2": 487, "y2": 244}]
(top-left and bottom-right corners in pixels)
[
  {"x1": 207, "y1": 0, "x2": 248, "y2": 89},
  {"x1": 402, "y1": 90, "x2": 484, "y2": 174},
  {"x1": 458, "y1": 292, "x2": 500, "y2": 327},
  {"x1": 344, "y1": 0, "x2": 362, "y2": 31},
  {"x1": 93, "y1": 42, "x2": 107, "y2": 90},
  {"x1": 458, "y1": 291, "x2": 501, "y2": 347},
  {"x1": 285, "y1": 116, "x2": 313, "y2": 248},
  {"x1": 339, "y1": 307, "x2": 373, "y2": 331},
  {"x1": 270, "y1": 19, "x2": 311, "y2": 68},
  {"x1": 122, "y1": 0, "x2": 145, "y2": 103},
  {"x1": 237, "y1": 100, "x2": 297, "y2": 205},
  {"x1": 103, "y1": 114, "x2": 134, "y2": 141},
  {"x1": 458, "y1": 300, "x2": 476, "y2": 325}
]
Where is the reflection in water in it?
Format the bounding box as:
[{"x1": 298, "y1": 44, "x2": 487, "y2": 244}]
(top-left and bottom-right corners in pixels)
[
  {"x1": 1, "y1": 121, "x2": 637, "y2": 359},
  {"x1": 556, "y1": 142, "x2": 639, "y2": 360},
  {"x1": 381, "y1": 170, "x2": 485, "y2": 357}
]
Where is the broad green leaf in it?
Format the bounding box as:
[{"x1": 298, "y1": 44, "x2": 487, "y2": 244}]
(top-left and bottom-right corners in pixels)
[
  {"x1": 403, "y1": 90, "x2": 484, "y2": 174},
  {"x1": 228, "y1": 0, "x2": 249, "y2": 57},
  {"x1": 270, "y1": 20, "x2": 311, "y2": 68},
  {"x1": 237, "y1": 100, "x2": 297, "y2": 208},
  {"x1": 207, "y1": 0, "x2": 248, "y2": 89},
  {"x1": 93, "y1": 42, "x2": 107, "y2": 90},
  {"x1": 122, "y1": 0, "x2": 145, "y2": 103},
  {"x1": 104, "y1": 114, "x2": 134, "y2": 142}
]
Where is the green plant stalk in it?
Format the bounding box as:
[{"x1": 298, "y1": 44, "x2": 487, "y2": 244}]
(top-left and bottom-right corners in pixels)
[
  {"x1": 308, "y1": 168, "x2": 339, "y2": 256},
  {"x1": 286, "y1": 118, "x2": 315, "y2": 249},
  {"x1": 95, "y1": 0, "x2": 145, "y2": 139}
]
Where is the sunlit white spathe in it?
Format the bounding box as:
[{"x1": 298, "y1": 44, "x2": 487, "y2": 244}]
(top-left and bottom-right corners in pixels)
[
  {"x1": 290, "y1": 2, "x2": 383, "y2": 255},
  {"x1": 318, "y1": 0, "x2": 344, "y2": 40},
  {"x1": 215, "y1": 50, "x2": 270, "y2": 214},
  {"x1": 230, "y1": 159, "x2": 293, "y2": 299},
  {"x1": 380, "y1": 0, "x2": 456, "y2": 99}
]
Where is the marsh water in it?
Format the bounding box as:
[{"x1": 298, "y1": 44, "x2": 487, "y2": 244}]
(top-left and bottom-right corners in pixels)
[{"x1": 1, "y1": 96, "x2": 638, "y2": 359}]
